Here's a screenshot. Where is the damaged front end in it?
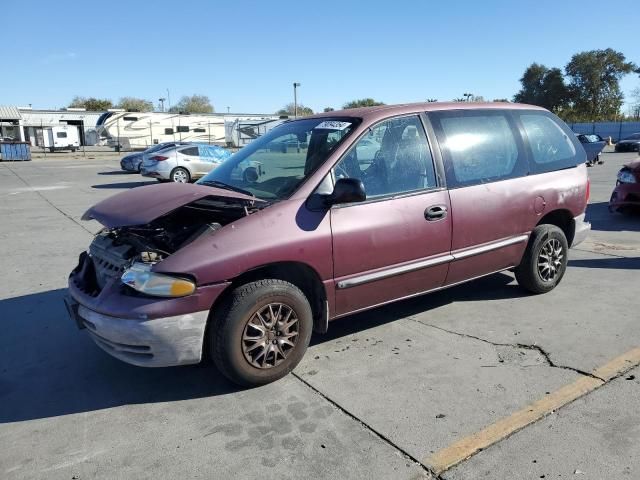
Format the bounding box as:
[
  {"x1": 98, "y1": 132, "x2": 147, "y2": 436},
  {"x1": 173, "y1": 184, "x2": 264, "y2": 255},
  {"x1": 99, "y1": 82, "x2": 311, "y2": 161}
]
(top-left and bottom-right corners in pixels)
[
  {"x1": 72, "y1": 183, "x2": 263, "y2": 299},
  {"x1": 66, "y1": 183, "x2": 264, "y2": 366}
]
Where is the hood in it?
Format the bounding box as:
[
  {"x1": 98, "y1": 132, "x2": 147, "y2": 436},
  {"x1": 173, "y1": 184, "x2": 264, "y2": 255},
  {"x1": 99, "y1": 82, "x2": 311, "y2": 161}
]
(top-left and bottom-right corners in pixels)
[{"x1": 82, "y1": 182, "x2": 263, "y2": 228}]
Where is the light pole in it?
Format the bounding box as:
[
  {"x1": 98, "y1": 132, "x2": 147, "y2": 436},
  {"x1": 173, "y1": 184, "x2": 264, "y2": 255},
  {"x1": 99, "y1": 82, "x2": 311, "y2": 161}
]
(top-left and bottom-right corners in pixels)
[
  {"x1": 293, "y1": 82, "x2": 301, "y2": 117},
  {"x1": 227, "y1": 106, "x2": 230, "y2": 114},
  {"x1": 166, "y1": 89, "x2": 171, "y2": 111},
  {"x1": 463, "y1": 92, "x2": 473, "y2": 102},
  {"x1": 158, "y1": 98, "x2": 165, "y2": 112}
]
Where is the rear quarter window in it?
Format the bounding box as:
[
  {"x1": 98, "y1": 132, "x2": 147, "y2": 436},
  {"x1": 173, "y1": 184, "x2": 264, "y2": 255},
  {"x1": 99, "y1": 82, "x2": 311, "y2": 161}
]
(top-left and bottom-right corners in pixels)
[
  {"x1": 430, "y1": 110, "x2": 527, "y2": 188},
  {"x1": 180, "y1": 147, "x2": 199, "y2": 156},
  {"x1": 518, "y1": 112, "x2": 579, "y2": 173}
]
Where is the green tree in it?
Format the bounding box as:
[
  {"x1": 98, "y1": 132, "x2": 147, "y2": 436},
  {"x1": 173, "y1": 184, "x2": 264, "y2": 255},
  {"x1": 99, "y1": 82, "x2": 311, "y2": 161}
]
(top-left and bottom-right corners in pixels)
[
  {"x1": 275, "y1": 103, "x2": 314, "y2": 116},
  {"x1": 564, "y1": 49, "x2": 637, "y2": 121},
  {"x1": 323, "y1": 107, "x2": 335, "y2": 112},
  {"x1": 68, "y1": 96, "x2": 113, "y2": 111},
  {"x1": 170, "y1": 94, "x2": 214, "y2": 113},
  {"x1": 513, "y1": 63, "x2": 569, "y2": 111},
  {"x1": 117, "y1": 96, "x2": 154, "y2": 112},
  {"x1": 342, "y1": 98, "x2": 385, "y2": 109},
  {"x1": 492, "y1": 98, "x2": 510, "y2": 102}
]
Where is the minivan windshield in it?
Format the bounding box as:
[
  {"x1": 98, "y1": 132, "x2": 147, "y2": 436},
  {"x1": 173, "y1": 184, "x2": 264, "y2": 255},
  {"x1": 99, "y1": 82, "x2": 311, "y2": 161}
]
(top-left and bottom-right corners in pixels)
[{"x1": 198, "y1": 118, "x2": 358, "y2": 200}]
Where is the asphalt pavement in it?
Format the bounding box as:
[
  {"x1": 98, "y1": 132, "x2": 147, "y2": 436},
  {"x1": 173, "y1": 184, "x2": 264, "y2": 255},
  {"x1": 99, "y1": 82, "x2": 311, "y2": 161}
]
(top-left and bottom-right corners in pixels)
[{"x1": 0, "y1": 147, "x2": 638, "y2": 479}]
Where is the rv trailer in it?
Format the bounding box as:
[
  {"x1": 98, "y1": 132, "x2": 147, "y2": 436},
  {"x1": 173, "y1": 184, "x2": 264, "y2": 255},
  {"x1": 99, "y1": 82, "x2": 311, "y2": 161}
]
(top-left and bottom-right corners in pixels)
[
  {"x1": 96, "y1": 111, "x2": 280, "y2": 149},
  {"x1": 43, "y1": 125, "x2": 80, "y2": 152}
]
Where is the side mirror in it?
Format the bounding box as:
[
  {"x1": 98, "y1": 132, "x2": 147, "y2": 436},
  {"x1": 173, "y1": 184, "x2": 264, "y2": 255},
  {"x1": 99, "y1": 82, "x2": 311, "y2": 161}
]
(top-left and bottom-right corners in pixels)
[
  {"x1": 326, "y1": 178, "x2": 366, "y2": 206},
  {"x1": 243, "y1": 166, "x2": 259, "y2": 183}
]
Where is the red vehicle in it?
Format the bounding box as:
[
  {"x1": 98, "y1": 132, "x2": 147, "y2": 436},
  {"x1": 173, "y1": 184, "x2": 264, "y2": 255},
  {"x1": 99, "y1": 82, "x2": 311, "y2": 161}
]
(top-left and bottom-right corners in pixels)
[
  {"x1": 66, "y1": 102, "x2": 590, "y2": 386},
  {"x1": 609, "y1": 159, "x2": 640, "y2": 212}
]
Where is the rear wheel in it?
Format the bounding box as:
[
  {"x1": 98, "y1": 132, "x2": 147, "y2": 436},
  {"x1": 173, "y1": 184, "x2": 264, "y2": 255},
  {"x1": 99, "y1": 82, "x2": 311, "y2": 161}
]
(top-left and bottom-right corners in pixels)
[
  {"x1": 515, "y1": 225, "x2": 568, "y2": 294},
  {"x1": 210, "y1": 279, "x2": 313, "y2": 387},
  {"x1": 170, "y1": 167, "x2": 190, "y2": 183},
  {"x1": 597, "y1": 154, "x2": 604, "y2": 165}
]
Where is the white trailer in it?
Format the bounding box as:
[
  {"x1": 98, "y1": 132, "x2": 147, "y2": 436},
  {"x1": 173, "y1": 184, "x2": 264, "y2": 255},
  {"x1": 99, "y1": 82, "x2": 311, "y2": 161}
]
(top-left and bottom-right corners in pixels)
[{"x1": 43, "y1": 125, "x2": 80, "y2": 152}]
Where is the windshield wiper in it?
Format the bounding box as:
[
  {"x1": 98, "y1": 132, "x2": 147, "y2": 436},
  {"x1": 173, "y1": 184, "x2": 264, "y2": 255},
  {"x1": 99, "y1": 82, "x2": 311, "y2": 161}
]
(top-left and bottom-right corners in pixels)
[{"x1": 199, "y1": 180, "x2": 255, "y2": 197}]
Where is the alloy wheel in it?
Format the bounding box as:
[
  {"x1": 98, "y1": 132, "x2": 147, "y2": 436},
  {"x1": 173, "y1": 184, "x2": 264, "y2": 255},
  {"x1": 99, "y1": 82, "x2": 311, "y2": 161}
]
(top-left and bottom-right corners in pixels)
[
  {"x1": 172, "y1": 169, "x2": 189, "y2": 183},
  {"x1": 537, "y1": 238, "x2": 564, "y2": 282},
  {"x1": 242, "y1": 303, "x2": 299, "y2": 369}
]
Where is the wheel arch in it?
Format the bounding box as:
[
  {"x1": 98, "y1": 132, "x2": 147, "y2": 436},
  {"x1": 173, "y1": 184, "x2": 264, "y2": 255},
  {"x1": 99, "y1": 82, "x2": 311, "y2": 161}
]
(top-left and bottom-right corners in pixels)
[
  {"x1": 209, "y1": 261, "x2": 329, "y2": 335},
  {"x1": 536, "y1": 209, "x2": 575, "y2": 246}
]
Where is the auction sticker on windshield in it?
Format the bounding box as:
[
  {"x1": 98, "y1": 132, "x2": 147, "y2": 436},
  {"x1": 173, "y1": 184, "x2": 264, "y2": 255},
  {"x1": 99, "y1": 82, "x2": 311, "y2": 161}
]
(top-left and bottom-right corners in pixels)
[{"x1": 314, "y1": 121, "x2": 352, "y2": 130}]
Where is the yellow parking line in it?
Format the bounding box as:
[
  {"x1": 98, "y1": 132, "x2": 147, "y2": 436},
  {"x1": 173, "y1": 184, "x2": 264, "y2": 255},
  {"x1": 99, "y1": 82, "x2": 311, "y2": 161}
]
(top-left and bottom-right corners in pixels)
[{"x1": 427, "y1": 347, "x2": 640, "y2": 475}]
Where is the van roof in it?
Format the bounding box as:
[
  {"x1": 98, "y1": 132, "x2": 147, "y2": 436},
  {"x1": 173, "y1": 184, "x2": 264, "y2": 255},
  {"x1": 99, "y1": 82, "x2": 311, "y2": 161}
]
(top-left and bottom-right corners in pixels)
[{"x1": 308, "y1": 102, "x2": 546, "y2": 123}]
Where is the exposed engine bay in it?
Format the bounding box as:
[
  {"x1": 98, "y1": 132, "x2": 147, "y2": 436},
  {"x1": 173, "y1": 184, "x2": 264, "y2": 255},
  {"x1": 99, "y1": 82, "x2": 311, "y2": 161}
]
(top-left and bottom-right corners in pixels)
[{"x1": 83, "y1": 197, "x2": 260, "y2": 291}]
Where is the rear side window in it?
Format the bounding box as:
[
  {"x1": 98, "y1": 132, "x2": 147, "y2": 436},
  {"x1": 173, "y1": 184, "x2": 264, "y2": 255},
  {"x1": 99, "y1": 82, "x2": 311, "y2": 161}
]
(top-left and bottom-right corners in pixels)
[
  {"x1": 519, "y1": 113, "x2": 577, "y2": 173},
  {"x1": 56, "y1": 132, "x2": 68, "y2": 138},
  {"x1": 430, "y1": 111, "x2": 526, "y2": 187},
  {"x1": 180, "y1": 147, "x2": 199, "y2": 156}
]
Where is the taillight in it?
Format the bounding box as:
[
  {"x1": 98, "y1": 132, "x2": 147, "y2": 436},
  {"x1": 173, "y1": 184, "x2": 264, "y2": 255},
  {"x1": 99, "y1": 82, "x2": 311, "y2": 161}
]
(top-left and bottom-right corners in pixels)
[
  {"x1": 151, "y1": 155, "x2": 168, "y2": 161},
  {"x1": 586, "y1": 177, "x2": 590, "y2": 202}
]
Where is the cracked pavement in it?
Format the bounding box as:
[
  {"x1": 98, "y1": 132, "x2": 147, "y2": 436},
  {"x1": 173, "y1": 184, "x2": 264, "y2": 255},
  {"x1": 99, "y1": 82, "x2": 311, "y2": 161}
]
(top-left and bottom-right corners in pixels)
[{"x1": 1, "y1": 148, "x2": 639, "y2": 479}]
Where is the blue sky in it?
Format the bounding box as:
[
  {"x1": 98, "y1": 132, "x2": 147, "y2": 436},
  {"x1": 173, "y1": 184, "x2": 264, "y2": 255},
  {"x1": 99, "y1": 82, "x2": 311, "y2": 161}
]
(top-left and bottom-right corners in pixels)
[{"x1": 2, "y1": 0, "x2": 639, "y2": 113}]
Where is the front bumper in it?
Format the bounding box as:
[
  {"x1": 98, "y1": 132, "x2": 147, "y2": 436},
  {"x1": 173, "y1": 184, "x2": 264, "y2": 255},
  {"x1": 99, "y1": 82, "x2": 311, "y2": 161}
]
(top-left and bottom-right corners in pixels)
[
  {"x1": 65, "y1": 294, "x2": 208, "y2": 367},
  {"x1": 67, "y1": 252, "x2": 230, "y2": 367},
  {"x1": 609, "y1": 183, "x2": 640, "y2": 210},
  {"x1": 572, "y1": 213, "x2": 590, "y2": 247}
]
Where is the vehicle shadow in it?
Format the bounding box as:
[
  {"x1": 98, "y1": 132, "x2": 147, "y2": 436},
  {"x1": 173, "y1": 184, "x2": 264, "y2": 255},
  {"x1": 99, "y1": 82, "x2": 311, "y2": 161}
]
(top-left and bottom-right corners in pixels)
[
  {"x1": 91, "y1": 181, "x2": 156, "y2": 189},
  {"x1": 97, "y1": 171, "x2": 136, "y2": 176},
  {"x1": 0, "y1": 273, "x2": 524, "y2": 424},
  {"x1": 312, "y1": 272, "x2": 526, "y2": 345},
  {"x1": 586, "y1": 201, "x2": 640, "y2": 232},
  {"x1": 568, "y1": 257, "x2": 640, "y2": 270},
  {"x1": 0, "y1": 289, "x2": 240, "y2": 424}
]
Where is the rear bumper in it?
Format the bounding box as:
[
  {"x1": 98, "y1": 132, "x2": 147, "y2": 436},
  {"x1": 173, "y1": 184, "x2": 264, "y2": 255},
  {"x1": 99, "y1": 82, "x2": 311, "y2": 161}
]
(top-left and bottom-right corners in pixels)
[
  {"x1": 141, "y1": 165, "x2": 170, "y2": 179},
  {"x1": 65, "y1": 294, "x2": 209, "y2": 367},
  {"x1": 572, "y1": 213, "x2": 590, "y2": 247}
]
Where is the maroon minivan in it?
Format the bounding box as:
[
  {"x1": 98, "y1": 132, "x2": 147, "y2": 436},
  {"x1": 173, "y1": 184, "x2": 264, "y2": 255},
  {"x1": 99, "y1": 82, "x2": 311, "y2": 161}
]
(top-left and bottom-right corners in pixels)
[{"x1": 66, "y1": 103, "x2": 590, "y2": 386}]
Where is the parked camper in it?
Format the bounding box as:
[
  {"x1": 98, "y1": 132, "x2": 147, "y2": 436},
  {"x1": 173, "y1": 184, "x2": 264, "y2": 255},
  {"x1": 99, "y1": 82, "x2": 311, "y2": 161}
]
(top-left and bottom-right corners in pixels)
[{"x1": 43, "y1": 126, "x2": 80, "y2": 152}]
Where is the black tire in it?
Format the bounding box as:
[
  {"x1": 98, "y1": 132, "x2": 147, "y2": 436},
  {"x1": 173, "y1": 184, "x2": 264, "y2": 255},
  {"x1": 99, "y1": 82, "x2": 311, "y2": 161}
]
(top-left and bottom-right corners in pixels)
[
  {"x1": 210, "y1": 279, "x2": 313, "y2": 387},
  {"x1": 514, "y1": 224, "x2": 568, "y2": 294},
  {"x1": 597, "y1": 155, "x2": 604, "y2": 165},
  {"x1": 170, "y1": 167, "x2": 190, "y2": 183}
]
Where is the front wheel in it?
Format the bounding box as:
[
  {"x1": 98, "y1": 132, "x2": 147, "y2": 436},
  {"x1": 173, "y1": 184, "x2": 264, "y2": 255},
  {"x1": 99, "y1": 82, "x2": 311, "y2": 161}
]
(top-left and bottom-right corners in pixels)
[
  {"x1": 515, "y1": 225, "x2": 568, "y2": 294},
  {"x1": 210, "y1": 279, "x2": 313, "y2": 387}
]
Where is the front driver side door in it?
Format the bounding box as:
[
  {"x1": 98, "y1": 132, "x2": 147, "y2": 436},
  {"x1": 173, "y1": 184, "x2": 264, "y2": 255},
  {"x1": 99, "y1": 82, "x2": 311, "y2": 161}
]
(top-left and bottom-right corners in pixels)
[{"x1": 330, "y1": 115, "x2": 452, "y2": 316}]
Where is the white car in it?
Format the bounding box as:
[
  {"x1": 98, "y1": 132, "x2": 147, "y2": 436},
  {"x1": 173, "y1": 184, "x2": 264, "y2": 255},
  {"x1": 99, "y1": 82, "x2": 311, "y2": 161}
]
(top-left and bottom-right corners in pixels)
[{"x1": 141, "y1": 144, "x2": 232, "y2": 183}]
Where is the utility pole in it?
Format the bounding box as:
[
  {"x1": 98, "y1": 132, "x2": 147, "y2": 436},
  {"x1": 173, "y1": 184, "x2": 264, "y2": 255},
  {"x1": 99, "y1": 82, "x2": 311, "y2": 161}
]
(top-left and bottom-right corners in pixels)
[
  {"x1": 293, "y1": 82, "x2": 301, "y2": 117},
  {"x1": 166, "y1": 89, "x2": 171, "y2": 111}
]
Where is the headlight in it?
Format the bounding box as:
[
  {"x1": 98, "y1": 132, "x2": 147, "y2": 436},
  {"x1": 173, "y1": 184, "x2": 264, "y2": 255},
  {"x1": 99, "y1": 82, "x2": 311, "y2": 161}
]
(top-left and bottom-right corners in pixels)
[
  {"x1": 617, "y1": 170, "x2": 637, "y2": 184},
  {"x1": 121, "y1": 263, "x2": 195, "y2": 297}
]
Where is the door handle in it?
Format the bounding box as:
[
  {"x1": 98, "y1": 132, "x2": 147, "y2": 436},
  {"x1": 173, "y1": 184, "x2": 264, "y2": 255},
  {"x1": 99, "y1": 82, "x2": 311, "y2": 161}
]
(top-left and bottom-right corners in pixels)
[{"x1": 425, "y1": 205, "x2": 448, "y2": 221}]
